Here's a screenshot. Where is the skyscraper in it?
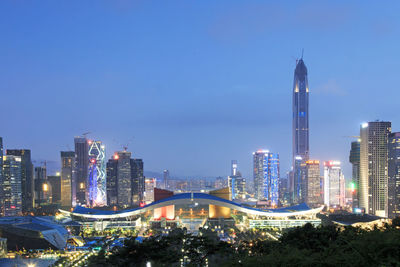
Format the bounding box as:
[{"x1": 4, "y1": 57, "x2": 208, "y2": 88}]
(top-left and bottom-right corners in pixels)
[
  {"x1": 106, "y1": 155, "x2": 118, "y2": 207},
  {"x1": 106, "y1": 151, "x2": 144, "y2": 208},
  {"x1": 87, "y1": 140, "x2": 106, "y2": 207},
  {"x1": 388, "y1": 132, "x2": 400, "y2": 218},
  {"x1": 61, "y1": 151, "x2": 74, "y2": 208},
  {"x1": 349, "y1": 140, "x2": 360, "y2": 209},
  {"x1": 293, "y1": 156, "x2": 303, "y2": 204},
  {"x1": 74, "y1": 137, "x2": 88, "y2": 206},
  {"x1": 163, "y1": 169, "x2": 170, "y2": 190},
  {"x1": 359, "y1": 121, "x2": 391, "y2": 217},
  {"x1": 0, "y1": 138, "x2": 3, "y2": 215},
  {"x1": 47, "y1": 174, "x2": 61, "y2": 204},
  {"x1": 3, "y1": 155, "x2": 22, "y2": 216},
  {"x1": 253, "y1": 150, "x2": 280, "y2": 205},
  {"x1": 144, "y1": 177, "x2": 156, "y2": 204},
  {"x1": 323, "y1": 161, "x2": 345, "y2": 208},
  {"x1": 6, "y1": 149, "x2": 34, "y2": 212},
  {"x1": 34, "y1": 165, "x2": 48, "y2": 207},
  {"x1": 292, "y1": 58, "x2": 309, "y2": 164},
  {"x1": 131, "y1": 158, "x2": 144, "y2": 205},
  {"x1": 303, "y1": 160, "x2": 321, "y2": 207},
  {"x1": 292, "y1": 58, "x2": 309, "y2": 206},
  {"x1": 228, "y1": 160, "x2": 246, "y2": 200}
]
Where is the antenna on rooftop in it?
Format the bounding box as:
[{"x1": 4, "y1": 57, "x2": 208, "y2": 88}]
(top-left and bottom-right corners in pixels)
[{"x1": 301, "y1": 48, "x2": 304, "y2": 59}]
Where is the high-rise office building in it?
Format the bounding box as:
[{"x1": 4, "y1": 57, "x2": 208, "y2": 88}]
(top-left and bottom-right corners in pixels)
[
  {"x1": 291, "y1": 58, "x2": 309, "y2": 206},
  {"x1": 253, "y1": 150, "x2": 280, "y2": 205},
  {"x1": 3, "y1": 155, "x2": 22, "y2": 216},
  {"x1": 349, "y1": 140, "x2": 361, "y2": 209},
  {"x1": 34, "y1": 165, "x2": 48, "y2": 207},
  {"x1": 303, "y1": 160, "x2": 321, "y2": 207},
  {"x1": 144, "y1": 177, "x2": 156, "y2": 204},
  {"x1": 61, "y1": 151, "x2": 74, "y2": 208},
  {"x1": 163, "y1": 169, "x2": 170, "y2": 190},
  {"x1": 74, "y1": 137, "x2": 88, "y2": 206},
  {"x1": 388, "y1": 132, "x2": 400, "y2": 218},
  {"x1": 323, "y1": 161, "x2": 345, "y2": 208},
  {"x1": 131, "y1": 158, "x2": 144, "y2": 205},
  {"x1": 47, "y1": 175, "x2": 61, "y2": 204},
  {"x1": 87, "y1": 140, "x2": 106, "y2": 207},
  {"x1": 293, "y1": 156, "x2": 303, "y2": 204},
  {"x1": 228, "y1": 160, "x2": 246, "y2": 200},
  {"x1": 359, "y1": 121, "x2": 391, "y2": 217},
  {"x1": 0, "y1": 138, "x2": 3, "y2": 215},
  {"x1": 106, "y1": 151, "x2": 144, "y2": 208},
  {"x1": 292, "y1": 58, "x2": 309, "y2": 162},
  {"x1": 106, "y1": 155, "x2": 118, "y2": 207},
  {"x1": 6, "y1": 149, "x2": 34, "y2": 212}
]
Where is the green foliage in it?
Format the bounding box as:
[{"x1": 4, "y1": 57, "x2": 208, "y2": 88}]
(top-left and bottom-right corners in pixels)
[{"x1": 88, "y1": 222, "x2": 400, "y2": 267}]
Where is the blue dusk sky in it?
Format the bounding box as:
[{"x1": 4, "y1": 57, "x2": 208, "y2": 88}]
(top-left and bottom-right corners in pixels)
[{"x1": 1, "y1": 0, "x2": 399, "y2": 179}]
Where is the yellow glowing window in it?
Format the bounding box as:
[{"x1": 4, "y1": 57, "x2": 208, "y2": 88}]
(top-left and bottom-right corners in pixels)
[{"x1": 43, "y1": 183, "x2": 48, "y2": 192}]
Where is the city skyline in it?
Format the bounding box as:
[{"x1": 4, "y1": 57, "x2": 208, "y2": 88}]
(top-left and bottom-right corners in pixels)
[{"x1": 2, "y1": 1, "x2": 400, "y2": 179}]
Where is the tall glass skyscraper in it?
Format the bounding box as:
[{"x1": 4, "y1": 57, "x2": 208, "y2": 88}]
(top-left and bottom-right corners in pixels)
[
  {"x1": 253, "y1": 150, "x2": 280, "y2": 205},
  {"x1": 0, "y1": 137, "x2": 3, "y2": 215},
  {"x1": 292, "y1": 58, "x2": 309, "y2": 205},
  {"x1": 323, "y1": 161, "x2": 345, "y2": 208},
  {"x1": 87, "y1": 140, "x2": 106, "y2": 207},
  {"x1": 292, "y1": 58, "x2": 309, "y2": 164},
  {"x1": 359, "y1": 121, "x2": 391, "y2": 217},
  {"x1": 303, "y1": 160, "x2": 321, "y2": 207},
  {"x1": 6, "y1": 149, "x2": 34, "y2": 212},
  {"x1": 349, "y1": 140, "x2": 360, "y2": 209},
  {"x1": 61, "y1": 151, "x2": 75, "y2": 208},
  {"x1": 388, "y1": 132, "x2": 400, "y2": 218},
  {"x1": 3, "y1": 155, "x2": 22, "y2": 216},
  {"x1": 74, "y1": 137, "x2": 88, "y2": 206}
]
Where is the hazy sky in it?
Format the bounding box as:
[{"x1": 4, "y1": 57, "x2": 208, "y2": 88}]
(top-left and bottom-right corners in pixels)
[{"x1": 1, "y1": 1, "x2": 400, "y2": 179}]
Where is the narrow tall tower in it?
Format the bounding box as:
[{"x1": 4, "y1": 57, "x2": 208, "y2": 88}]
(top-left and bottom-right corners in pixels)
[
  {"x1": 359, "y1": 121, "x2": 391, "y2": 217},
  {"x1": 292, "y1": 58, "x2": 309, "y2": 164}
]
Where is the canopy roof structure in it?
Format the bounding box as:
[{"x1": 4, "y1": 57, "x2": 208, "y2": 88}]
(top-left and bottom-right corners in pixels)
[{"x1": 60, "y1": 192, "x2": 323, "y2": 220}]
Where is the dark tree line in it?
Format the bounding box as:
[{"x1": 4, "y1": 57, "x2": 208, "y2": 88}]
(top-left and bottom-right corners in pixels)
[{"x1": 88, "y1": 220, "x2": 400, "y2": 267}]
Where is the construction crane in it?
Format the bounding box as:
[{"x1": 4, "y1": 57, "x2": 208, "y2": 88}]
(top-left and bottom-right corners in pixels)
[
  {"x1": 113, "y1": 136, "x2": 134, "y2": 152},
  {"x1": 82, "y1": 132, "x2": 91, "y2": 137}
]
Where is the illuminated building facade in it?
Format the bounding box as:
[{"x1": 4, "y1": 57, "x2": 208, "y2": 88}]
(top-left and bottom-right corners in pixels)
[
  {"x1": 228, "y1": 160, "x2": 246, "y2": 200},
  {"x1": 360, "y1": 121, "x2": 391, "y2": 217},
  {"x1": 34, "y1": 166, "x2": 48, "y2": 206},
  {"x1": 87, "y1": 140, "x2": 106, "y2": 207},
  {"x1": 388, "y1": 132, "x2": 400, "y2": 218},
  {"x1": 292, "y1": 58, "x2": 309, "y2": 162},
  {"x1": 163, "y1": 169, "x2": 169, "y2": 190},
  {"x1": 61, "y1": 191, "x2": 323, "y2": 231},
  {"x1": 253, "y1": 150, "x2": 280, "y2": 205},
  {"x1": 61, "y1": 151, "x2": 74, "y2": 207},
  {"x1": 293, "y1": 156, "x2": 303, "y2": 204},
  {"x1": 0, "y1": 138, "x2": 3, "y2": 214},
  {"x1": 106, "y1": 151, "x2": 144, "y2": 208},
  {"x1": 303, "y1": 160, "x2": 321, "y2": 207},
  {"x1": 144, "y1": 178, "x2": 156, "y2": 204},
  {"x1": 349, "y1": 140, "x2": 360, "y2": 209},
  {"x1": 74, "y1": 137, "x2": 88, "y2": 206},
  {"x1": 47, "y1": 175, "x2": 61, "y2": 204},
  {"x1": 3, "y1": 155, "x2": 22, "y2": 216},
  {"x1": 323, "y1": 161, "x2": 345, "y2": 208},
  {"x1": 6, "y1": 149, "x2": 34, "y2": 212},
  {"x1": 131, "y1": 158, "x2": 144, "y2": 205}
]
